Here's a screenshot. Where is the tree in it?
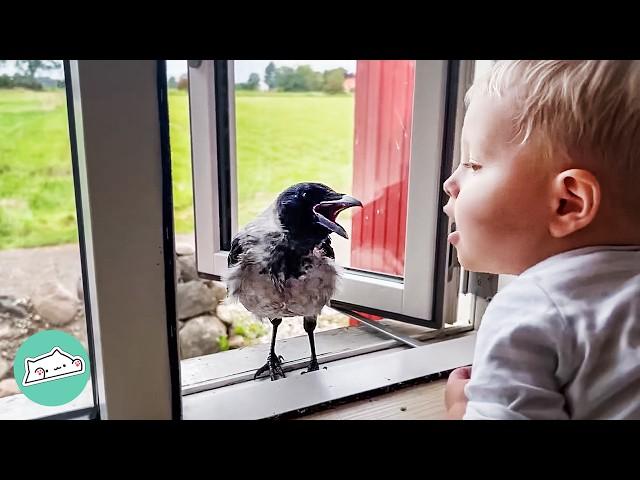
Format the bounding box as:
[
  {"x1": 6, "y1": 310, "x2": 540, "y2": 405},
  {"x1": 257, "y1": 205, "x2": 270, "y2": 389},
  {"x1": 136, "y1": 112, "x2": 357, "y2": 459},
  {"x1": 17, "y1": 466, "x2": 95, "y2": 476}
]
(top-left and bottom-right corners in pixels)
[
  {"x1": 246, "y1": 72, "x2": 260, "y2": 90},
  {"x1": 168, "y1": 76, "x2": 177, "y2": 88},
  {"x1": 177, "y1": 74, "x2": 188, "y2": 90},
  {"x1": 274, "y1": 66, "x2": 295, "y2": 91},
  {"x1": 296, "y1": 65, "x2": 323, "y2": 91},
  {"x1": 264, "y1": 62, "x2": 277, "y2": 90},
  {"x1": 274, "y1": 64, "x2": 323, "y2": 92},
  {"x1": 236, "y1": 73, "x2": 261, "y2": 91},
  {"x1": 0, "y1": 75, "x2": 14, "y2": 88},
  {"x1": 323, "y1": 68, "x2": 346, "y2": 94},
  {"x1": 0, "y1": 62, "x2": 10, "y2": 88},
  {"x1": 15, "y1": 60, "x2": 61, "y2": 80}
]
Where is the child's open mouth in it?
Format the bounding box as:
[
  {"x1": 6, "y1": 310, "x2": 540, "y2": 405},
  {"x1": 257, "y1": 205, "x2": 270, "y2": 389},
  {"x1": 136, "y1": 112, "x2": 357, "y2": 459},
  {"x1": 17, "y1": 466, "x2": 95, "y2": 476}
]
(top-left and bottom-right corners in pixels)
[{"x1": 447, "y1": 222, "x2": 460, "y2": 245}]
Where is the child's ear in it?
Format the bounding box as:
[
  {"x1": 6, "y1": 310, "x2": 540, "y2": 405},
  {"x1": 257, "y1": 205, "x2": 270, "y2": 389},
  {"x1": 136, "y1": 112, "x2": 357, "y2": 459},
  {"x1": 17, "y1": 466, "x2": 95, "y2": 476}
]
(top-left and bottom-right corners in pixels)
[{"x1": 549, "y1": 169, "x2": 601, "y2": 238}]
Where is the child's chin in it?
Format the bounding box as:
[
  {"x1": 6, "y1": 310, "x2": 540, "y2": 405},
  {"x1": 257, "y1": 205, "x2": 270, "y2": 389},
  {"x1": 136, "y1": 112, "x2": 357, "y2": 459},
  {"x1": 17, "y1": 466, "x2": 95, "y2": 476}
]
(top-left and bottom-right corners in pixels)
[
  {"x1": 460, "y1": 256, "x2": 504, "y2": 275},
  {"x1": 457, "y1": 251, "x2": 486, "y2": 273}
]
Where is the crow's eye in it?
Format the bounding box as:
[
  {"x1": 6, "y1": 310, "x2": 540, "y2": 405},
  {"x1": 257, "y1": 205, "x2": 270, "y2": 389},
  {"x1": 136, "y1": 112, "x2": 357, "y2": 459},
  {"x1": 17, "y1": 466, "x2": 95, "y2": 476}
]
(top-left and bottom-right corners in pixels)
[{"x1": 301, "y1": 192, "x2": 307, "y2": 199}]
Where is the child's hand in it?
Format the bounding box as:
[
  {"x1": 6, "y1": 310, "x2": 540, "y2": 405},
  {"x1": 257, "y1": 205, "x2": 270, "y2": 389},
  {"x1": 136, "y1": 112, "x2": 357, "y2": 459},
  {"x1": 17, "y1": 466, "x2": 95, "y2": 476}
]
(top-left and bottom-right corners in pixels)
[{"x1": 444, "y1": 366, "x2": 472, "y2": 419}]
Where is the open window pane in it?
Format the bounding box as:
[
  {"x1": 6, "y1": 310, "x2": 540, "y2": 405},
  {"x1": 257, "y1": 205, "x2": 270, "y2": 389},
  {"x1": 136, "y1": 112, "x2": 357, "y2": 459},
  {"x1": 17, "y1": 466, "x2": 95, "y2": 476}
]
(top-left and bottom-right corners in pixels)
[{"x1": 232, "y1": 60, "x2": 414, "y2": 278}]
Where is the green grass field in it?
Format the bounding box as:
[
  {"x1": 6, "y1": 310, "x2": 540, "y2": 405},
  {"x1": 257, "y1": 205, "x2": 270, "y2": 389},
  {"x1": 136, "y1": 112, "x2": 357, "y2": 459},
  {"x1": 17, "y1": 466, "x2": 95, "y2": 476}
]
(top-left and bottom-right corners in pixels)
[{"x1": 0, "y1": 88, "x2": 354, "y2": 249}]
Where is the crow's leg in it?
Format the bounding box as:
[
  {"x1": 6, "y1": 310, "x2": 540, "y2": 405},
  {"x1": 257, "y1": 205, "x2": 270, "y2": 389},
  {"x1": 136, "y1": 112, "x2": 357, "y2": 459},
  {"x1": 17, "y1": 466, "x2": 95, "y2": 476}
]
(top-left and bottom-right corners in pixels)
[
  {"x1": 301, "y1": 315, "x2": 320, "y2": 374},
  {"x1": 254, "y1": 318, "x2": 286, "y2": 381}
]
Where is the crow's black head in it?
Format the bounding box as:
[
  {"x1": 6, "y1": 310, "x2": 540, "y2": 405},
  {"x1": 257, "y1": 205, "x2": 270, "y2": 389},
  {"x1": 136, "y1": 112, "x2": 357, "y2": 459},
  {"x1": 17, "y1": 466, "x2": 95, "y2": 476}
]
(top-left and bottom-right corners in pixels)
[{"x1": 276, "y1": 182, "x2": 362, "y2": 247}]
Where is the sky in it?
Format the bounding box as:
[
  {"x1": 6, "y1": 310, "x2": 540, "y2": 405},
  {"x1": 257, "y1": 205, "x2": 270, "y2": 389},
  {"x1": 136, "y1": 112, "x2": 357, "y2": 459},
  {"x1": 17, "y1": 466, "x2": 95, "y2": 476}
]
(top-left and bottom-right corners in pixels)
[
  {"x1": 0, "y1": 60, "x2": 65, "y2": 79},
  {"x1": 167, "y1": 60, "x2": 356, "y2": 84},
  {"x1": 0, "y1": 60, "x2": 357, "y2": 85}
]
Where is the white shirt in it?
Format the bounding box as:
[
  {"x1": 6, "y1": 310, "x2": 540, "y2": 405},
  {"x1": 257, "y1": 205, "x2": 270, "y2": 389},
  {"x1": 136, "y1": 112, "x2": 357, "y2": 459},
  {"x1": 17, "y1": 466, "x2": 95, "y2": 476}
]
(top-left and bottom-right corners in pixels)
[{"x1": 464, "y1": 245, "x2": 640, "y2": 420}]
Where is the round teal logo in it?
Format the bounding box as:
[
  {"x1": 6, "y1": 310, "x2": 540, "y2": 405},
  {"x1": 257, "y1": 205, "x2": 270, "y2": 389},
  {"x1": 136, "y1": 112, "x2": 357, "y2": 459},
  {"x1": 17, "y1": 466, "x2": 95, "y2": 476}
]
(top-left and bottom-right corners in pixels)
[{"x1": 13, "y1": 330, "x2": 90, "y2": 406}]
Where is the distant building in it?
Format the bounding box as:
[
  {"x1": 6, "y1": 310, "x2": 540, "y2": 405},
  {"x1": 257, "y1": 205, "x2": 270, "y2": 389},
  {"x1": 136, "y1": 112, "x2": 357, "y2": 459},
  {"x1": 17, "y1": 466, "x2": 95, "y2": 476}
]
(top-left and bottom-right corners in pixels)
[{"x1": 343, "y1": 73, "x2": 356, "y2": 93}]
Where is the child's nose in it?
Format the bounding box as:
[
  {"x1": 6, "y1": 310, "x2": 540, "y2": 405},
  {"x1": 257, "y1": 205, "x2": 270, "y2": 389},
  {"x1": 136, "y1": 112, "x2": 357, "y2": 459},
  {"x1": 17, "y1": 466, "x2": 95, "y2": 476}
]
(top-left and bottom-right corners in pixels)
[{"x1": 443, "y1": 174, "x2": 459, "y2": 198}]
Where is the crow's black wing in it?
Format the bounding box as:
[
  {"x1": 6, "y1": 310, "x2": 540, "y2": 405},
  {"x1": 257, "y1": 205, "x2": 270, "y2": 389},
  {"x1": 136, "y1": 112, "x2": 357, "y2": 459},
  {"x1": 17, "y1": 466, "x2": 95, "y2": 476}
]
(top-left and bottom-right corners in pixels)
[{"x1": 227, "y1": 236, "x2": 243, "y2": 268}]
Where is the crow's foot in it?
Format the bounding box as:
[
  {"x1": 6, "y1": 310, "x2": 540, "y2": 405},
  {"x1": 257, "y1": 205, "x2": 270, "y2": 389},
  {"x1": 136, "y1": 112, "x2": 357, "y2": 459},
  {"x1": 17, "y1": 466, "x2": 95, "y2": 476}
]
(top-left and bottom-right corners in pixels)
[{"x1": 254, "y1": 353, "x2": 286, "y2": 381}]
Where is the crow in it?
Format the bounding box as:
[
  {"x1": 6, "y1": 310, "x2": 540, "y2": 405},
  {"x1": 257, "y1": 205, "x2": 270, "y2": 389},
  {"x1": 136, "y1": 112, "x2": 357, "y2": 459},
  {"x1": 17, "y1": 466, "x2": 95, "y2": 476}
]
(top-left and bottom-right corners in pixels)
[{"x1": 224, "y1": 182, "x2": 362, "y2": 380}]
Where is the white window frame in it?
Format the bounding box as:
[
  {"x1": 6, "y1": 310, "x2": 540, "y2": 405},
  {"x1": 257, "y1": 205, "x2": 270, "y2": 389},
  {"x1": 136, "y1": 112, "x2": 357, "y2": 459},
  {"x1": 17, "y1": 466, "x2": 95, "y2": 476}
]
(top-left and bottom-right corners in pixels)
[
  {"x1": 188, "y1": 60, "x2": 457, "y2": 325},
  {"x1": 64, "y1": 60, "x2": 182, "y2": 419}
]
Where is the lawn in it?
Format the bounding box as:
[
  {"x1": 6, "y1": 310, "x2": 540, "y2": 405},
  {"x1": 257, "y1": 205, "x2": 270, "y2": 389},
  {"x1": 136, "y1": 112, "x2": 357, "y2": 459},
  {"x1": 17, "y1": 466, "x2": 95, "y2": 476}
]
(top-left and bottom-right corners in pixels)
[{"x1": 0, "y1": 88, "x2": 354, "y2": 249}]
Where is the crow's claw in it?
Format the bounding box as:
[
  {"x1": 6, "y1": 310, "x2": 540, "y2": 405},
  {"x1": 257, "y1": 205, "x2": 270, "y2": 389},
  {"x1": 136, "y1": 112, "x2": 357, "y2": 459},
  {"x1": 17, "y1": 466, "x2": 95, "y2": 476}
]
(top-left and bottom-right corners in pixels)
[
  {"x1": 301, "y1": 359, "x2": 320, "y2": 375},
  {"x1": 254, "y1": 353, "x2": 286, "y2": 381}
]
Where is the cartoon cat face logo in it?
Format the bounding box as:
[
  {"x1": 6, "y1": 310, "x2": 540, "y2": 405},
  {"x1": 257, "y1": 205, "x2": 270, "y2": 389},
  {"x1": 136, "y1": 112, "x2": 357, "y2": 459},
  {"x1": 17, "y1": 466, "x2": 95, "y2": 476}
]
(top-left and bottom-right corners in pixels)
[{"x1": 22, "y1": 347, "x2": 85, "y2": 386}]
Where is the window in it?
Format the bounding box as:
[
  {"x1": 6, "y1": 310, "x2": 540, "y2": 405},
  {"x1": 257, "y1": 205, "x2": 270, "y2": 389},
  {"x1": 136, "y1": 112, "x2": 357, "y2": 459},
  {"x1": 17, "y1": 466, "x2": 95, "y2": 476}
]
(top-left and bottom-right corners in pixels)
[
  {"x1": 0, "y1": 60, "x2": 94, "y2": 419},
  {"x1": 1, "y1": 60, "x2": 493, "y2": 419}
]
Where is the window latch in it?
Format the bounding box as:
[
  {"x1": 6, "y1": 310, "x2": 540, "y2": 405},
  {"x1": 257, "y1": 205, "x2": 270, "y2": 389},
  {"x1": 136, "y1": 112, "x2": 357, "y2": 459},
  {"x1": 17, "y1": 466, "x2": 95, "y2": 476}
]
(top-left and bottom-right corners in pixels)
[{"x1": 462, "y1": 271, "x2": 498, "y2": 301}]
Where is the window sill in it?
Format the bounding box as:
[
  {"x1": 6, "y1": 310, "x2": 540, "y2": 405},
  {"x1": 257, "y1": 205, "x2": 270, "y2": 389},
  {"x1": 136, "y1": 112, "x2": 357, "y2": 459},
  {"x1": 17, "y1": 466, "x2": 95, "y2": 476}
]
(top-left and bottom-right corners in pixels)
[
  {"x1": 0, "y1": 381, "x2": 95, "y2": 420},
  {"x1": 182, "y1": 331, "x2": 475, "y2": 420},
  {"x1": 0, "y1": 324, "x2": 474, "y2": 420},
  {"x1": 181, "y1": 319, "x2": 472, "y2": 395}
]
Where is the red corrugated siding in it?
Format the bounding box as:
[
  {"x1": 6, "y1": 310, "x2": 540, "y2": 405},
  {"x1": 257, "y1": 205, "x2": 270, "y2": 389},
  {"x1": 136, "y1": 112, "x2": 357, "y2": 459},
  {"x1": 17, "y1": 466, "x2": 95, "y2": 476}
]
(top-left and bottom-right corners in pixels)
[{"x1": 349, "y1": 60, "x2": 415, "y2": 323}]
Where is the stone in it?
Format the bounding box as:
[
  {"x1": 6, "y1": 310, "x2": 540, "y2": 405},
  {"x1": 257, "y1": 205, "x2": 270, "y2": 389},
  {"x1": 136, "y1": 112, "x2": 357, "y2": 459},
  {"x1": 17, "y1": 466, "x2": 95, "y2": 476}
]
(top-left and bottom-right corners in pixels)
[
  {"x1": 176, "y1": 254, "x2": 199, "y2": 283},
  {"x1": 204, "y1": 280, "x2": 228, "y2": 303},
  {"x1": 0, "y1": 378, "x2": 19, "y2": 398},
  {"x1": 216, "y1": 302, "x2": 255, "y2": 327},
  {"x1": 228, "y1": 335, "x2": 245, "y2": 349},
  {"x1": 32, "y1": 282, "x2": 79, "y2": 326},
  {"x1": 179, "y1": 315, "x2": 227, "y2": 359},
  {"x1": 0, "y1": 357, "x2": 11, "y2": 380},
  {"x1": 176, "y1": 281, "x2": 218, "y2": 320},
  {"x1": 175, "y1": 243, "x2": 195, "y2": 256},
  {"x1": 0, "y1": 296, "x2": 30, "y2": 318}
]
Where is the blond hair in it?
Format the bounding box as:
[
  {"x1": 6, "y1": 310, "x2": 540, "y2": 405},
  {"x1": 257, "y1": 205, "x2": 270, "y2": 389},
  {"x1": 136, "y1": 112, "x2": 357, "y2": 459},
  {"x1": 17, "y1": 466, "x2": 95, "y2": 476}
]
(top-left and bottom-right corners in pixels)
[{"x1": 467, "y1": 60, "x2": 640, "y2": 178}]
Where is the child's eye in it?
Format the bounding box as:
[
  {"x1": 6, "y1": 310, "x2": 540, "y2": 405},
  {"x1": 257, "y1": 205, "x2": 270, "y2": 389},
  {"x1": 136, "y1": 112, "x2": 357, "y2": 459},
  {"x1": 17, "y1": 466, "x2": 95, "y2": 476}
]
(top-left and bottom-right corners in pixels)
[{"x1": 462, "y1": 162, "x2": 482, "y2": 172}]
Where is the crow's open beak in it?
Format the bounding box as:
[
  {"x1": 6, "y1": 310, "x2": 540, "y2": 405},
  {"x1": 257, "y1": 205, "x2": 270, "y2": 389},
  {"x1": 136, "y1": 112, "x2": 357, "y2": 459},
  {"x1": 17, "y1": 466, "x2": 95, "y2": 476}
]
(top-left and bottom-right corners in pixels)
[{"x1": 313, "y1": 195, "x2": 363, "y2": 239}]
